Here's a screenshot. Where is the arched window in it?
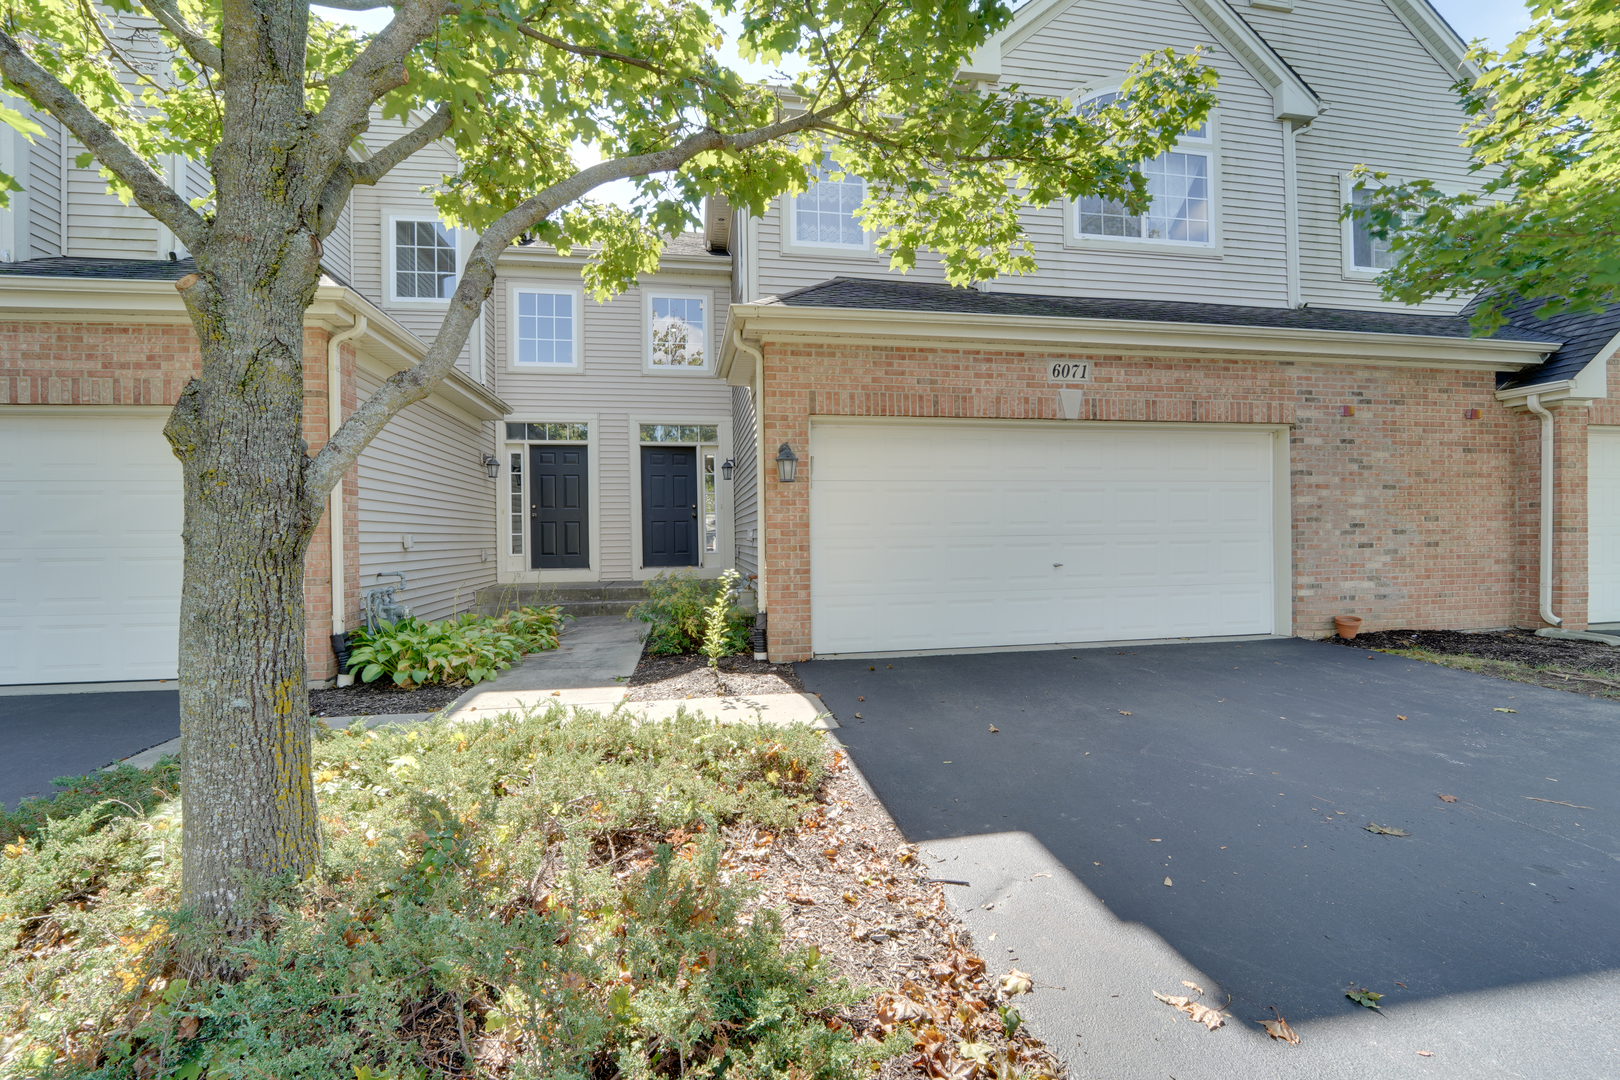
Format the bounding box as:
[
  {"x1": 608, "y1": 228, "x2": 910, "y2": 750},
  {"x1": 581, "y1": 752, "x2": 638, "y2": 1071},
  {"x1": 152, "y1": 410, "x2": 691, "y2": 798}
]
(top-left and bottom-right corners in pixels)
[
  {"x1": 1074, "y1": 92, "x2": 1213, "y2": 246},
  {"x1": 791, "y1": 156, "x2": 868, "y2": 249}
]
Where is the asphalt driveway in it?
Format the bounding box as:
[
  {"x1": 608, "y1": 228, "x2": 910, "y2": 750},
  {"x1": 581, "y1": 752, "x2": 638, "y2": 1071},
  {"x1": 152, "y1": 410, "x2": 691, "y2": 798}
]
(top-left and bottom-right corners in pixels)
[
  {"x1": 0, "y1": 690, "x2": 179, "y2": 810},
  {"x1": 799, "y1": 637, "x2": 1620, "y2": 1077}
]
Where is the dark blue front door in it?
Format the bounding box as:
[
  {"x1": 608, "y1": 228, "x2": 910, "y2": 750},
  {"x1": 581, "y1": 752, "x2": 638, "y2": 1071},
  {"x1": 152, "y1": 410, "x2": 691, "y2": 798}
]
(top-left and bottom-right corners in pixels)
[
  {"x1": 641, "y1": 446, "x2": 699, "y2": 567},
  {"x1": 531, "y1": 444, "x2": 589, "y2": 569}
]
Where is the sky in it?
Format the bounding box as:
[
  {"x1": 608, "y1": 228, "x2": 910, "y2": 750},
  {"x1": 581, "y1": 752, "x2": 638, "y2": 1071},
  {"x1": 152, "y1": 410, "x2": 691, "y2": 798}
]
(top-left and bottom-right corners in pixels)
[{"x1": 309, "y1": 0, "x2": 1542, "y2": 207}]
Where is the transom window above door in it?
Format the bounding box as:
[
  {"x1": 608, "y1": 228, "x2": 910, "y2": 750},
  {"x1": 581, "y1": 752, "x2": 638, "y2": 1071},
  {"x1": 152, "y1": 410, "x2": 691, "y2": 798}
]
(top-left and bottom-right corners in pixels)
[
  {"x1": 640, "y1": 424, "x2": 718, "y2": 443},
  {"x1": 1073, "y1": 92, "x2": 1213, "y2": 246},
  {"x1": 391, "y1": 218, "x2": 458, "y2": 300},
  {"x1": 513, "y1": 289, "x2": 579, "y2": 369},
  {"x1": 791, "y1": 155, "x2": 868, "y2": 249}
]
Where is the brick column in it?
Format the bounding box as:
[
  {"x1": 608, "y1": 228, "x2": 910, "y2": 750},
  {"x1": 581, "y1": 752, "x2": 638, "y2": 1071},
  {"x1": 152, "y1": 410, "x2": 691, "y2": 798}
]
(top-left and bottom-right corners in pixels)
[
  {"x1": 762, "y1": 342, "x2": 813, "y2": 662},
  {"x1": 1514, "y1": 403, "x2": 1589, "y2": 631}
]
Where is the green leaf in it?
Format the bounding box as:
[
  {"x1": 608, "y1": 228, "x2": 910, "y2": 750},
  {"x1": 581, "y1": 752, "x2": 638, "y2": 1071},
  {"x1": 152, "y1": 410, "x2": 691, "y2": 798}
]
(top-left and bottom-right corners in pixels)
[{"x1": 1345, "y1": 986, "x2": 1383, "y2": 1009}]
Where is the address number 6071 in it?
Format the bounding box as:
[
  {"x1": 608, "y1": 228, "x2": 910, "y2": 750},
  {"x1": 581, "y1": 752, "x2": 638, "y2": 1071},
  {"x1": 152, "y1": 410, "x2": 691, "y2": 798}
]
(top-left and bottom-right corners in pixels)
[{"x1": 1047, "y1": 360, "x2": 1091, "y2": 384}]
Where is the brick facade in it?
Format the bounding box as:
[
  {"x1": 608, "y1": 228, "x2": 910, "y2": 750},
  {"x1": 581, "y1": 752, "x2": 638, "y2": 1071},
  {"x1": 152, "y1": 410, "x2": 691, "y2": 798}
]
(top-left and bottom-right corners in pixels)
[
  {"x1": 759, "y1": 340, "x2": 1591, "y2": 662},
  {"x1": 2, "y1": 318, "x2": 362, "y2": 685}
]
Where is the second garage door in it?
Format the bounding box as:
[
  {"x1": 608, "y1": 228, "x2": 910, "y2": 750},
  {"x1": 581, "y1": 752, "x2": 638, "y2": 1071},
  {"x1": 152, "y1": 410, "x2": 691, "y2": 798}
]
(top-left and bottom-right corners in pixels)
[{"x1": 809, "y1": 421, "x2": 1279, "y2": 655}]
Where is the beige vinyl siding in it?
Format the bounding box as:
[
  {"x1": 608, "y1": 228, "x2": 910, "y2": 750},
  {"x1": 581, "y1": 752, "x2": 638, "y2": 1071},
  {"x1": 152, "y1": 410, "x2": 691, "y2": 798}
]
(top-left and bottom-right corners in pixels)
[
  {"x1": 324, "y1": 201, "x2": 354, "y2": 286},
  {"x1": 356, "y1": 360, "x2": 498, "y2": 619},
  {"x1": 1244, "y1": 0, "x2": 1477, "y2": 313},
  {"x1": 66, "y1": 137, "x2": 159, "y2": 258},
  {"x1": 346, "y1": 117, "x2": 474, "y2": 371},
  {"x1": 27, "y1": 116, "x2": 63, "y2": 259},
  {"x1": 747, "y1": 0, "x2": 1289, "y2": 306},
  {"x1": 490, "y1": 254, "x2": 733, "y2": 581},
  {"x1": 730, "y1": 384, "x2": 759, "y2": 579},
  {"x1": 183, "y1": 156, "x2": 212, "y2": 208}
]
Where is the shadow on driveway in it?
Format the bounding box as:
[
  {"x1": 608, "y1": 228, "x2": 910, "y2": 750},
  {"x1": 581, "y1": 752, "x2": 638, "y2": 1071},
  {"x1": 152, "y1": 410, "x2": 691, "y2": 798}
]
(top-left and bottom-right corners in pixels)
[
  {"x1": 0, "y1": 690, "x2": 179, "y2": 810},
  {"x1": 800, "y1": 637, "x2": 1620, "y2": 1022}
]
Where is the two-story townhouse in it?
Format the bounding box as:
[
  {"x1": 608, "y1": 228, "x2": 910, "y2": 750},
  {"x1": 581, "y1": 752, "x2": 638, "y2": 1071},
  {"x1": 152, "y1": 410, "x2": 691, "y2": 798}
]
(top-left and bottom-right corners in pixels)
[{"x1": 716, "y1": 0, "x2": 1620, "y2": 661}]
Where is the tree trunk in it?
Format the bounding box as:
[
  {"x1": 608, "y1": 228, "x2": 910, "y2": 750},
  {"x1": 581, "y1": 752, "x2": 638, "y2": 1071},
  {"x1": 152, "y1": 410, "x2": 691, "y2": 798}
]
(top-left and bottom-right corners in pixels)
[{"x1": 166, "y1": 255, "x2": 326, "y2": 924}]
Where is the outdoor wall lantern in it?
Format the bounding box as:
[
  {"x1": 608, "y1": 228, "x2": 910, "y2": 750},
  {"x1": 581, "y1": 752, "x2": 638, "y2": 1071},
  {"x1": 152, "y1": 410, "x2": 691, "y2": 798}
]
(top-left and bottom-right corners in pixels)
[
  {"x1": 775, "y1": 443, "x2": 799, "y2": 483},
  {"x1": 721, "y1": 458, "x2": 735, "y2": 480},
  {"x1": 481, "y1": 453, "x2": 501, "y2": 480}
]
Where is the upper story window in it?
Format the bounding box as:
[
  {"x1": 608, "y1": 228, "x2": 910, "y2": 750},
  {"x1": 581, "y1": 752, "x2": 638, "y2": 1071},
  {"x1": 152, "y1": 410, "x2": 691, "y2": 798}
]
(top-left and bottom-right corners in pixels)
[
  {"x1": 791, "y1": 156, "x2": 868, "y2": 250},
  {"x1": 513, "y1": 288, "x2": 579, "y2": 369},
  {"x1": 391, "y1": 218, "x2": 458, "y2": 301},
  {"x1": 1348, "y1": 186, "x2": 1398, "y2": 271},
  {"x1": 1074, "y1": 92, "x2": 1213, "y2": 246},
  {"x1": 645, "y1": 290, "x2": 710, "y2": 373}
]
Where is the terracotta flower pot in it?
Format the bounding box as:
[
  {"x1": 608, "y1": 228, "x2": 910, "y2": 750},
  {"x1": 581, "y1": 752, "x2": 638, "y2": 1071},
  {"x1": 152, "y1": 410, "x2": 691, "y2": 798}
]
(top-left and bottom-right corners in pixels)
[{"x1": 1334, "y1": 615, "x2": 1363, "y2": 640}]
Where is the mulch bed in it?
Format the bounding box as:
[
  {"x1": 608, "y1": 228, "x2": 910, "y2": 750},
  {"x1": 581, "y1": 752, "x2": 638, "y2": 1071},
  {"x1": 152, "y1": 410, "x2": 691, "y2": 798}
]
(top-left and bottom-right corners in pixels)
[
  {"x1": 1328, "y1": 627, "x2": 1620, "y2": 697},
  {"x1": 733, "y1": 748, "x2": 1065, "y2": 1078},
  {"x1": 624, "y1": 651, "x2": 805, "y2": 701},
  {"x1": 308, "y1": 680, "x2": 464, "y2": 717}
]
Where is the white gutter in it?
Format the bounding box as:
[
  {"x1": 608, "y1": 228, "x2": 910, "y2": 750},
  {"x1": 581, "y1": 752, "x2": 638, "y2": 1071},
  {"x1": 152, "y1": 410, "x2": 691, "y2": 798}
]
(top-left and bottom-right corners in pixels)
[
  {"x1": 326, "y1": 316, "x2": 367, "y2": 685},
  {"x1": 1526, "y1": 392, "x2": 1561, "y2": 627},
  {"x1": 733, "y1": 328, "x2": 769, "y2": 621}
]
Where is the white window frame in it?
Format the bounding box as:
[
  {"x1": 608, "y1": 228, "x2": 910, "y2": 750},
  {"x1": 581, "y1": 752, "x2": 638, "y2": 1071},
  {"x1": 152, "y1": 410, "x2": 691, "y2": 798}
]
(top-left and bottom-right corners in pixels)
[
  {"x1": 507, "y1": 282, "x2": 585, "y2": 374},
  {"x1": 498, "y1": 416, "x2": 600, "y2": 583},
  {"x1": 643, "y1": 288, "x2": 713, "y2": 375},
  {"x1": 1065, "y1": 86, "x2": 1220, "y2": 257},
  {"x1": 783, "y1": 155, "x2": 875, "y2": 256},
  {"x1": 1340, "y1": 173, "x2": 1408, "y2": 281},
  {"x1": 387, "y1": 213, "x2": 459, "y2": 305}
]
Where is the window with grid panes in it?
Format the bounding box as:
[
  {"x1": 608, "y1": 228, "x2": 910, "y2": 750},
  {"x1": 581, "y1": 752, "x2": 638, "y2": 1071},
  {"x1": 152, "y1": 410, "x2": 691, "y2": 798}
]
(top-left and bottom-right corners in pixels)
[{"x1": 393, "y1": 219, "x2": 458, "y2": 299}]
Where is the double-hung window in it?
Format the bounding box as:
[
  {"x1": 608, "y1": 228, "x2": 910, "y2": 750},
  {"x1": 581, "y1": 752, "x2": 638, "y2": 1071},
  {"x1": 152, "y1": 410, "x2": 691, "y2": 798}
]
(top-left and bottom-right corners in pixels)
[
  {"x1": 1346, "y1": 183, "x2": 1401, "y2": 273},
  {"x1": 1074, "y1": 92, "x2": 1213, "y2": 246},
  {"x1": 512, "y1": 288, "x2": 580, "y2": 370},
  {"x1": 791, "y1": 155, "x2": 868, "y2": 250},
  {"x1": 645, "y1": 291, "x2": 709, "y2": 373},
  {"x1": 391, "y1": 218, "x2": 458, "y2": 301}
]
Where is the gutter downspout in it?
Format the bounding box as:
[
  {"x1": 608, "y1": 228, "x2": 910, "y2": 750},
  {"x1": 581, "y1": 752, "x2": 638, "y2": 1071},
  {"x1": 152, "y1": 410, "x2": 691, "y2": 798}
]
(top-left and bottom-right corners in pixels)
[
  {"x1": 733, "y1": 328, "x2": 768, "y2": 619},
  {"x1": 1526, "y1": 392, "x2": 1562, "y2": 628},
  {"x1": 1282, "y1": 121, "x2": 1301, "y2": 308},
  {"x1": 327, "y1": 315, "x2": 368, "y2": 684}
]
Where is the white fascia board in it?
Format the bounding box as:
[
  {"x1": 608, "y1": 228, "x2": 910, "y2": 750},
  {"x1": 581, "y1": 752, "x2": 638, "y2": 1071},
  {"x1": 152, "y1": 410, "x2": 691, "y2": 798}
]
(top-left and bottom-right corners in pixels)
[
  {"x1": 960, "y1": 37, "x2": 1002, "y2": 82},
  {"x1": 1495, "y1": 379, "x2": 1590, "y2": 409},
  {"x1": 1381, "y1": 0, "x2": 1481, "y2": 82},
  {"x1": 1177, "y1": 0, "x2": 1321, "y2": 122},
  {"x1": 724, "y1": 302, "x2": 1554, "y2": 373}
]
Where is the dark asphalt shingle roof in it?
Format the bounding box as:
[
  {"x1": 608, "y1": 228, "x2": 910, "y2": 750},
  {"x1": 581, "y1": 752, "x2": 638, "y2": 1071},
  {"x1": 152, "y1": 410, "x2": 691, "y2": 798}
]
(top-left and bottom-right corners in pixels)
[
  {"x1": 760, "y1": 277, "x2": 1562, "y2": 345},
  {"x1": 0, "y1": 255, "x2": 197, "y2": 279},
  {"x1": 1484, "y1": 294, "x2": 1620, "y2": 390}
]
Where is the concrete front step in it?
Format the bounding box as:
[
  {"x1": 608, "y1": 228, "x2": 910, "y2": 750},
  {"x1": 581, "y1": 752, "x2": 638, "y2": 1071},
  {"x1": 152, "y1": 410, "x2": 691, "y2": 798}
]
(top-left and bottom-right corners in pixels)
[{"x1": 475, "y1": 580, "x2": 649, "y2": 618}]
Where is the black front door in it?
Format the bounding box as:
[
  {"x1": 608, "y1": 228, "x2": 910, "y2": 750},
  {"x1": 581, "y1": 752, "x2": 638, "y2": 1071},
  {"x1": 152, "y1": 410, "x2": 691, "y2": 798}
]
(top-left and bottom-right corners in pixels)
[
  {"x1": 641, "y1": 446, "x2": 699, "y2": 567},
  {"x1": 531, "y1": 444, "x2": 589, "y2": 569}
]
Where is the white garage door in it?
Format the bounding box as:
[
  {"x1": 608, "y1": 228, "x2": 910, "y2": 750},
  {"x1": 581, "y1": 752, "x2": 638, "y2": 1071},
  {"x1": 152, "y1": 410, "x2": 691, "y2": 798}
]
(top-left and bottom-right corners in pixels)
[
  {"x1": 809, "y1": 421, "x2": 1278, "y2": 655},
  {"x1": 1588, "y1": 428, "x2": 1620, "y2": 624},
  {"x1": 0, "y1": 411, "x2": 183, "y2": 684}
]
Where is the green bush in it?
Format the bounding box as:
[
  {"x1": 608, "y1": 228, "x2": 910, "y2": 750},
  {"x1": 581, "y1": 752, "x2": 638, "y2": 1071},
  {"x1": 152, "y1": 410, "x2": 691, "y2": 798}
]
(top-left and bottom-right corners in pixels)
[
  {"x1": 346, "y1": 606, "x2": 565, "y2": 688},
  {"x1": 630, "y1": 571, "x2": 752, "y2": 657},
  {"x1": 0, "y1": 707, "x2": 872, "y2": 1080}
]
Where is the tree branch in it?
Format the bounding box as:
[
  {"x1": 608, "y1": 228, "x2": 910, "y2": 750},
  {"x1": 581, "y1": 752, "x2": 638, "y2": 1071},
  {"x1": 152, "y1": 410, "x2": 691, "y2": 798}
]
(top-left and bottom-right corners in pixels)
[
  {"x1": 514, "y1": 22, "x2": 740, "y2": 110},
  {"x1": 305, "y1": 0, "x2": 453, "y2": 172},
  {"x1": 0, "y1": 29, "x2": 208, "y2": 251},
  {"x1": 306, "y1": 107, "x2": 836, "y2": 496},
  {"x1": 311, "y1": 0, "x2": 401, "y2": 9},
  {"x1": 313, "y1": 106, "x2": 451, "y2": 238},
  {"x1": 139, "y1": 0, "x2": 222, "y2": 70}
]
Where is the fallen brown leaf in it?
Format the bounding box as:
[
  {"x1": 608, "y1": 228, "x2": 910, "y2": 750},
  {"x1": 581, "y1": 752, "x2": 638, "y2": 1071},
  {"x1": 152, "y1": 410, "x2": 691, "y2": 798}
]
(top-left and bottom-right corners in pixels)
[
  {"x1": 1153, "y1": 991, "x2": 1225, "y2": 1030},
  {"x1": 1396, "y1": 715, "x2": 1408, "y2": 721},
  {"x1": 1181, "y1": 980, "x2": 1203, "y2": 994},
  {"x1": 1365, "y1": 822, "x2": 1410, "y2": 837},
  {"x1": 787, "y1": 893, "x2": 815, "y2": 905},
  {"x1": 1437, "y1": 794, "x2": 1457, "y2": 803},
  {"x1": 1119, "y1": 710, "x2": 1132, "y2": 716},
  {"x1": 988, "y1": 725, "x2": 999, "y2": 733},
  {"x1": 1417, "y1": 1050, "x2": 1433, "y2": 1057},
  {"x1": 1164, "y1": 877, "x2": 1173, "y2": 887},
  {"x1": 1259, "y1": 1005, "x2": 1299, "y2": 1046},
  {"x1": 177, "y1": 1015, "x2": 199, "y2": 1041},
  {"x1": 1394, "y1": 981, "x2": 1407, "y2": 988}
]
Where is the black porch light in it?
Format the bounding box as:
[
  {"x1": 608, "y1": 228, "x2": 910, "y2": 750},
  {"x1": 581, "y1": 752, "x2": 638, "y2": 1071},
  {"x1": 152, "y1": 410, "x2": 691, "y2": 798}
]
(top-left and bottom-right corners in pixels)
[
  {"x1": 775, "y1": 443, "x2": 799, "y2": 483},
  {"x1": 481, "y1": 452, "x2": 501, "y2": 479},
  {"x1": 721, "y1": 458, "x2": 735, "y2": 480}
]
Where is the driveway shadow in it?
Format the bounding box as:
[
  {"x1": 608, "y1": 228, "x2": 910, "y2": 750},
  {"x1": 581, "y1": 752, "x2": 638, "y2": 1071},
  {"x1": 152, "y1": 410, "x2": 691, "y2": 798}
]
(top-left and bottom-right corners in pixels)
[{"x1": 800, "y1": 637, "x2": 1620, "y2": 1021}]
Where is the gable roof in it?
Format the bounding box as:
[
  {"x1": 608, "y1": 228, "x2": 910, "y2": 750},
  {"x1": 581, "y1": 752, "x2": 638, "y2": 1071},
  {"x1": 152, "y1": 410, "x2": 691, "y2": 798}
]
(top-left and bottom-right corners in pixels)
[
  {"x1": 970, "y1": 0, "x2": 1320, "y2": 121},
  {"x1": 0, "y1": 256, "x2": 197, "y2": 280},
  {"x1": 762, "y1": 276, "x2": 1558, "y2": 344},
  {"x1": 1487, "y1": 296, "x2": 1620, "y2": 392}
]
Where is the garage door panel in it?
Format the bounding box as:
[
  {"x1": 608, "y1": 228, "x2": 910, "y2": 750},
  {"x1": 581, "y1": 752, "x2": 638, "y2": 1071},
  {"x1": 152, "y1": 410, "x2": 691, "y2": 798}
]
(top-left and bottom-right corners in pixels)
[
  {"x1": 0, "y1": 413, "x2": 182, "y2": 683},
  {"x1": 810, "y1": 423, "x2": 1276, "y2": 654}
]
